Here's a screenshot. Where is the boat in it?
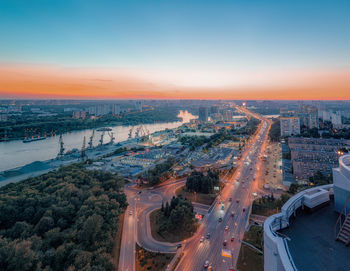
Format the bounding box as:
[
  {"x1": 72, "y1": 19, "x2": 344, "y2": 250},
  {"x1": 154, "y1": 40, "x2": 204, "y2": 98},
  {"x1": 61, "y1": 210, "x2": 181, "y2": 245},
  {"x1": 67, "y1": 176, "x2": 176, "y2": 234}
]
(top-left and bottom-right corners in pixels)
[
  {"x1": 23, "y1": 137, "x2": 46, "y2": 143},
  {"x1": 96, "y1": 127, "x2": 112, "y2": 131}
]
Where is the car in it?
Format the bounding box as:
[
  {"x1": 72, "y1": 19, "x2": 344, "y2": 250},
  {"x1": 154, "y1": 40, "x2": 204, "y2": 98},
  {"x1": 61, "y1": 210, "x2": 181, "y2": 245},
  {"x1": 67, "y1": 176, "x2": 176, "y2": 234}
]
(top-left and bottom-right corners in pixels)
[
  {"x1": 225, "y1": 226, "x2": 229, "y2": 231},
  {"x1": 231, "y1": 212, "x2": 235, "y2": 217},
  {"x1": 137, "y1": 191, "x2": 142, "y2": 194},
  {"x1": 231, "y1": 236, "x2": 235, "y2": 242},
  {"x1": 221, "y1": 204, "x2": 225, "y2": 210},
  {"x1": 243, "y1": 208, "x2": 246, "y2": 212},
  {"x1": 229, "y1": 197, "x2": 232, "y2": 202},
  {"x1": 129, "y1": 210, "x2": 133, "y2": 215},
  {"x1": 200, "y1": 236, "x2": 204, "y2": 242},
  {"x1": 176, "y1": 243, "x2": 182, "y2": 249},
  {"x1": 204, "y1": 260, "x2": 209, "y2": 268},
  {"x1": 218, "y1": 217, "x2": 223, "y2": 222},
  {"x1": 206, "y1": 233, "x2": 210, "y2": 239},
  {"x1": 223, "y1": 240, "x2": 227, "y2": 246},
  {"x1": 236, "y1": 199, "x2": 240, "y2": 203}
]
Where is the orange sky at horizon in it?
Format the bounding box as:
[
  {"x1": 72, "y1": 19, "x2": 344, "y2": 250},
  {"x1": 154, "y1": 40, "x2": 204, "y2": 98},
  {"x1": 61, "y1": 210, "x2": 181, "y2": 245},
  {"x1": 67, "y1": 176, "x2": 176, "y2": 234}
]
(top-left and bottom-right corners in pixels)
[{"x1": 0, "y1": 64, "x2": 349, "y2": 100}]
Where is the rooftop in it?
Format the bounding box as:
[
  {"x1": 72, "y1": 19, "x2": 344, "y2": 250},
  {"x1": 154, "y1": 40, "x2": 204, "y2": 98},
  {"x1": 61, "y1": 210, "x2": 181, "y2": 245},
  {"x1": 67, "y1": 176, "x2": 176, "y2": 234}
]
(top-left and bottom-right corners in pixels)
[{"x1": 280, "y1": 201, "x2": 350, "y2": 271}]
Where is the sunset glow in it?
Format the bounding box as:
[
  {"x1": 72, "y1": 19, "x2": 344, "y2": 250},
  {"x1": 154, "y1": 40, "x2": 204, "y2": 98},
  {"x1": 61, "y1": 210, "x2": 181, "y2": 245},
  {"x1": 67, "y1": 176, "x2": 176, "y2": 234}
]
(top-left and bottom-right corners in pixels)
[{"x1": 0, "y1": 65, "x2": 349, "y2": 100}]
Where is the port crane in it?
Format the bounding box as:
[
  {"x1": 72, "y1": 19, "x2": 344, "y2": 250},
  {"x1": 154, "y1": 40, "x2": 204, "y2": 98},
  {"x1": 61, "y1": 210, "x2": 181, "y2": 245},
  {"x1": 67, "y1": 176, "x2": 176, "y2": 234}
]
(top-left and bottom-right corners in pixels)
[
  {"x1": 81, "y1": 136, "x2": 86, "y2": 160},
  {"x1": 88, "y1": 130, "x2": 95, "y2": 149},
  {"x1": 128, "y1": 126, "x2": 134, "y2": 139},
  {"x1": 108, "y1": 132, "x2": 115, "y2": 144},
  {"x1": 57, "y1": 134, "x2": 65, "y2": 158},
  {"x1": 99, "y1": 131, "x2": 105, "y2": 146}
]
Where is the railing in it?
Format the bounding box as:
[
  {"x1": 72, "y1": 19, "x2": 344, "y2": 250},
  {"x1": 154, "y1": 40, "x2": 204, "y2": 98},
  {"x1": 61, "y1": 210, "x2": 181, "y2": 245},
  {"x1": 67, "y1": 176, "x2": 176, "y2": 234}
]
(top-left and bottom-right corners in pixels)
[
  {"x1": 265, "y1": 184, "x2": 333, "y2": 271},
  {"x1": 283, "y1": 238, "x2": 298, "y2": 271},
  {"x1": 334, "y1": 195, "x2": 350, "y2": 239}
]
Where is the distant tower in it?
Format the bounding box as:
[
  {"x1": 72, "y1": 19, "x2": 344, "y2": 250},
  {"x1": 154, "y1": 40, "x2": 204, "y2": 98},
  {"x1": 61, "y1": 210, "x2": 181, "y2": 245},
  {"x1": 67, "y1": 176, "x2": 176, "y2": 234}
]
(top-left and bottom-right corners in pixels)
[
  {"x1": 81, "y1": 136, "x2": 86, "y2": 160},
  {"x1": 88, "y1": 130, "x2": 95, "y2": 149},
  {"x1": 58, "y1": 134, "x2": 65, "y2": 158}
]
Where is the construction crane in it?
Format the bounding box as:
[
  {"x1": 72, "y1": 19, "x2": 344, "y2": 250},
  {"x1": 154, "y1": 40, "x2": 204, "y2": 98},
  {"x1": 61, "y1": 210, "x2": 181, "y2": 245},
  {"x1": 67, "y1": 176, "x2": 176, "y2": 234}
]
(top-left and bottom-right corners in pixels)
[
  {"x1": 58, "y1": 134, "x2": 65, "y2": 158},
  {"x1": 88, "y1": 130, "x2": 95, "y2": 149},
  {"x1": 128, "y1": 126, "x2": 134, "y2": 139},
  {"x1": 99, "y1": 131, "x2": 105, "y2": 146},
  {"x1": 81, "y1": 136, "x2": 86, "y2": 160},
  {"x1": 108, "y1": 132, "x2": 115, "y2": 144}
]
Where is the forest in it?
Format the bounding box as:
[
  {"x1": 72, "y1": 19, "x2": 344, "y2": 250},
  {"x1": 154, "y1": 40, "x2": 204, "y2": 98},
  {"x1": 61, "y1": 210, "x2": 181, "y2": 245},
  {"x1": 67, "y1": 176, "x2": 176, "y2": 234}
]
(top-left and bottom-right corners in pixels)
[
  {"x1": 0, "y1": 164, "x2": 127, "y2": 271},
  {"x1": 158, "y1": 196, "x2": 197, "y2": 236},
  {"x1": 185, "y1": 170, "x2": 220, "y2": 194}
]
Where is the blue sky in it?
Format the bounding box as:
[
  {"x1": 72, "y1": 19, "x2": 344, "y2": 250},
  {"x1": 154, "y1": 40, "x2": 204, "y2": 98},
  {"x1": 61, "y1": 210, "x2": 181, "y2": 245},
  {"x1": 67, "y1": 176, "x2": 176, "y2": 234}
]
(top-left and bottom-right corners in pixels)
[{"x1": 0, "y1": 0, "x2": 349, "y2": 72}]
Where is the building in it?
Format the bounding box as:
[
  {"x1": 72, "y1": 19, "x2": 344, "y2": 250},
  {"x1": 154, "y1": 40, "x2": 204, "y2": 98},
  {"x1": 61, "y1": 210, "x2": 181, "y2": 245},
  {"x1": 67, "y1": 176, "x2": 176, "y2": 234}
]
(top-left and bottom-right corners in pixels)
[
  {"x1": 135, "y1": 100, "x2": 143, "y2": 111},
  {"x1": 223, "y1": 109, "x2": 233, "y2": 122},
  {"x1": 264, "y1": 155, "x2": 350, "y2": 271},
  {"x1": 331, "y1": 112, "x2": 342, "y2": 129},
  {"x1": 288, "y1": 137, "x2": 350, "y2": 180},
  {"x1": 72, "y1": 111, "x2": 87, "y2": 119},
  {"x1": 280, "y1": 117, "x2": 300, "y2": 136},
  {"x1": 198, "y1": 107, "x2": 209, "y2": 122},
  {"x1": 0, "y1": 114, "x2": 8, "y2": 122},
  {"x1": 332, "y1": 154, "x2": 350, "y2": 213},
  {"x1": 112, "y1": 104, "x2": 121, "y2": 115},
  {"x1": 299, "y1": 105, "x2": 319, "y2": 129},
  {"x1": 210, "y1": 105, "x2": 219, "y2": 114}
]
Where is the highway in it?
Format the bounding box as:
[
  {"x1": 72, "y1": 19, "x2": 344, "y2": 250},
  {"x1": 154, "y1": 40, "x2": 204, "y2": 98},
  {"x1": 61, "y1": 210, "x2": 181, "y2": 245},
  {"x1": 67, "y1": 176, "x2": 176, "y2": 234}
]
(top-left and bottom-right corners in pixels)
[
  {"x1": 175, "y1": 106, "x2": 271, "y2": 271},
  {"x1": 118, "y1": 106, "x2": 271, "y2": 271}
]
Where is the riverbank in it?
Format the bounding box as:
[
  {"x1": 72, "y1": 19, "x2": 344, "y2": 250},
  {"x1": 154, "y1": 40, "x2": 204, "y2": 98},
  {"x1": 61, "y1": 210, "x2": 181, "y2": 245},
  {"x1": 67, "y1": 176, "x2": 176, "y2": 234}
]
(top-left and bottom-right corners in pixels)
[{"x1": 0, "y1": 107, "x2": 184, "y2": 142}]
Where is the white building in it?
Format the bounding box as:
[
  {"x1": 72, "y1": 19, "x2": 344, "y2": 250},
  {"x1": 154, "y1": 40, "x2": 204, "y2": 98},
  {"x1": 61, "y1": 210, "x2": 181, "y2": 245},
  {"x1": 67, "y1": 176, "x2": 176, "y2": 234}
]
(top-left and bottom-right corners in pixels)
[
  {"x1": 331, "y1": 112, "x2": 342, "y2": 128},
  {"x1": 280, "y1": 117, "x2": 300, "y2": 137},
  {"x1": 333, "y1": 154, "x2": 350, "y2": 213}
]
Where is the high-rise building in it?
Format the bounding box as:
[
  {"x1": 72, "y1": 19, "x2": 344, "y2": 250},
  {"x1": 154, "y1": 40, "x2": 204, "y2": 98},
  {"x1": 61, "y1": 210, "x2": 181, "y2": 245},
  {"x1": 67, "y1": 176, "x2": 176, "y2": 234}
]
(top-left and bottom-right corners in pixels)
[
  {"x1": 299, "y1": 105, "x2": 319, "y2": 129},
  {"x1": 198, "y1": 107, "x2": 208, "y2": 122},
  {"x1": 135, "y1": 100, "x2": 143, "y2": 111},
  {"x1": 223, "y1": 110, "x2": 233, "y2": 122},
  {"x1": 331, "y1": 112, "x2": 342, "y2": 128},
  {"x1": 280, "y1": 117, "x2": 300, "y2": 136},
  {"x1": 112, "y1": 104, "x2": 121, "y2": 115},
  {"x1": 210, "y1": 106, "x2": 219, "y2": 114}
]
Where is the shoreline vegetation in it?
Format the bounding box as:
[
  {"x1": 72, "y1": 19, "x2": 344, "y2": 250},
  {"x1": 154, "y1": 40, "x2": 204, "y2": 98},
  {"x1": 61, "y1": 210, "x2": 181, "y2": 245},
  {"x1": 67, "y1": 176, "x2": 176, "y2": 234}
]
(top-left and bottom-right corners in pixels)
[
  {"x1": 0, "y1": 164, "x2": 127, "y2": 271},
  {"x1": 0, "y1": 107, "x2": 183, "y2": 141}
]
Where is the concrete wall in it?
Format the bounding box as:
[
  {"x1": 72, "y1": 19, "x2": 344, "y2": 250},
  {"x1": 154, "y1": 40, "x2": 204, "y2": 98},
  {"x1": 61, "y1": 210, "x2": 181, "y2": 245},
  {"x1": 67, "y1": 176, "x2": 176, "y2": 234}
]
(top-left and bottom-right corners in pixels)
[{"x1": 333, "y1": 155, "x2": 350, "y2": 213}]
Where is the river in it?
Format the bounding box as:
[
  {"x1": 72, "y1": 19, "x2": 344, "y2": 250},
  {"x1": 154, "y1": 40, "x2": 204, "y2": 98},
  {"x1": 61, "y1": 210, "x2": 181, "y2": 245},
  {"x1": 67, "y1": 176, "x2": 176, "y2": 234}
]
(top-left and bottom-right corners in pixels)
[{"x1": 0, "y1": 110, "x2": 196, "y2": 172}]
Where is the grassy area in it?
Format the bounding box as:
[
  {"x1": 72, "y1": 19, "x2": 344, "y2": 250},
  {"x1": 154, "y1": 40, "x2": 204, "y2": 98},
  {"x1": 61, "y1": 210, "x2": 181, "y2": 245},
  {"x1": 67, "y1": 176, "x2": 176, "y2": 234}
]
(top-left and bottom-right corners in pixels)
[
  {"x1": 150, "y1": 209, "x2": 196, "y2": 243},
  {"x1": 136, "y1": 244, "x2": 174, "y2": 271},
  {"x1": 252, "y1": 194, "x2": 290, "y2": 217},
  {"x1": 175, "y1": 186, "x2": 217, "y2": 205},
  {"x1": 236, "y1": 225, "x2": 264, "y2": 271},
  {"x1": 113, "y1": 213, "x2": 125, "y2": 271}
]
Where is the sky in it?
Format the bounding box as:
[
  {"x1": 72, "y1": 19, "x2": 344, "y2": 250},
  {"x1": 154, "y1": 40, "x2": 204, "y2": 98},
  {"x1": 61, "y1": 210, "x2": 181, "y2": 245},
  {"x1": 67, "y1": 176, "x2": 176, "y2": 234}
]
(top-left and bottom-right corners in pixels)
[{"x1": 0, "y1": 0, "x2": 349, "y2": 99}]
